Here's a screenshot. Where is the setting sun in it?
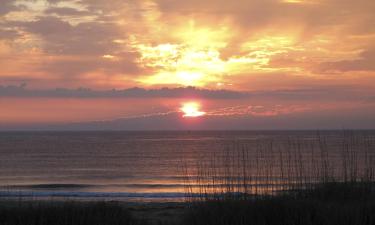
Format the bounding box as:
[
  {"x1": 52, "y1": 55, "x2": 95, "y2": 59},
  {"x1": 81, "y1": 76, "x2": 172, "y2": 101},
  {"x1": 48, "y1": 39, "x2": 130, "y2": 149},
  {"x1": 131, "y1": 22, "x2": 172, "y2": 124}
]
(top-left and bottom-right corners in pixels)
[{"x1": 180, "y1": 102, "x2": 206, "y2": 118}]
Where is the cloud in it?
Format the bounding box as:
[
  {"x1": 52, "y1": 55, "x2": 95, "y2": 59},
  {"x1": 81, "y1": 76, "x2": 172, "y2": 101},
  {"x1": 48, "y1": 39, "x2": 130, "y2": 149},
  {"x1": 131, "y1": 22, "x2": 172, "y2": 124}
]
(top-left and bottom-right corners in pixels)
[
  {"x1": 44, "y1": 7, "x2": 92, "y2": 16},
  {"x1": 205, "y1": 104, "x2": 311, "y2": 117},
  {"x1": 0, "y1": 84, "x2": 371, "y2": 103},
  {"x1": 0, "y1": 28, "x2": 19, "y2": 40},
  {"x1": 10, "y1": 15, "x2": 141, "y2": 79},
  {"x1": 21, "y1": 16, "x2": 72, "y2": 36},
  {"x1": 0, "y1": 0, "x2": 16, "y2": 16},
  {"x1": 0, "y1": 85, "x2": 248, "y2": 99},
  {"x1": 317, "y1": 48, "x2": 375, "y2": 72},
  {"x1": 46, "y1": 0, "x2": 71, "y2": 4},
  {"x1": 38, "y1": 53, "x2": 141, "y2": 78},
  {"x1": 14, "y1": 104, "x2": 375, "y2": 131},
  {"x1": 155, "y1": 0, "x2": 375, "y2": 34},
  {"x1": 0, "y1": 0, "x2": 374, "y2": 93},
  {"x1": 19, "y1": 16, "x2": 123, "y2": 55}
]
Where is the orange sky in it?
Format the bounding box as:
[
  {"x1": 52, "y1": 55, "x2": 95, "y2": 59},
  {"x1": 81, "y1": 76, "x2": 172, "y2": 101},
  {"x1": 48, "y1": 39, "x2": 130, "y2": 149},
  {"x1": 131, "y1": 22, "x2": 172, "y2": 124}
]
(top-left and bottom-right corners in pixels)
[{"x1": 0, "y1": 0, "x2": 374, "y2": 129}]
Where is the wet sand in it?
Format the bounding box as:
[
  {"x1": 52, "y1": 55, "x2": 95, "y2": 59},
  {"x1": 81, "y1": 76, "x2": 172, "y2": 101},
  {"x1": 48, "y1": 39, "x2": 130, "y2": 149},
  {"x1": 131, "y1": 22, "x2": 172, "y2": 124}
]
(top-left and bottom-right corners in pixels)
[{"x1": 127, "y1": 202, "x2": 187, "y2": 225}]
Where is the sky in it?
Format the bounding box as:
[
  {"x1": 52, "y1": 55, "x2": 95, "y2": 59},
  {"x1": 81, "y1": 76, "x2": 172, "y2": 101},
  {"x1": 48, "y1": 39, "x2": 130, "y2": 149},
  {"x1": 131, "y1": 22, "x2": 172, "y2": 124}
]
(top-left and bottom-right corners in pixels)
[{"x1": 0, "y1": 0, "x2": 374, "y2": 130}]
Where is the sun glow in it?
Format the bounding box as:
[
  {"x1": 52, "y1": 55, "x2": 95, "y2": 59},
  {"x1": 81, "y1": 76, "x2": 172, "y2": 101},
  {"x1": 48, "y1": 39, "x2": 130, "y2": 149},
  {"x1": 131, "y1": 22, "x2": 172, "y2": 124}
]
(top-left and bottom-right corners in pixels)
[
  {"x1": 126, "y1": 19, "x2": 304, "y2": 88},
  {"x1": 180, "y1": 102, "x2": 206, "y2": 118}
]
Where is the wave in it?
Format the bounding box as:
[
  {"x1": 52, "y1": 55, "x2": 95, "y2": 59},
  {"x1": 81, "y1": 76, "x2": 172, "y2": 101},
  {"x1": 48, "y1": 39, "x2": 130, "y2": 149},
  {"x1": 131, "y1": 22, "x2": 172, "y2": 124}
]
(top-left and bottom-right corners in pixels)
[
  {"x1": 0, "y1": 191, "x2": 188, "y2": 199},
  {"x1": 1, "y1": 182, "x2": 286, "y2": 190},
  {"x1": 3, "y1": 184, "x2": 94, "y2": 189}
]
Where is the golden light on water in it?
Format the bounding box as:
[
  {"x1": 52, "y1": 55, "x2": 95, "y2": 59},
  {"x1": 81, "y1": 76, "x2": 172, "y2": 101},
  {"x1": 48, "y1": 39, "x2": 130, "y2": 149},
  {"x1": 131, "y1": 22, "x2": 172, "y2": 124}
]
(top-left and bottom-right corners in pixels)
[{"x1": 180, "y1": 102, "x2": 206, "y2": 118}]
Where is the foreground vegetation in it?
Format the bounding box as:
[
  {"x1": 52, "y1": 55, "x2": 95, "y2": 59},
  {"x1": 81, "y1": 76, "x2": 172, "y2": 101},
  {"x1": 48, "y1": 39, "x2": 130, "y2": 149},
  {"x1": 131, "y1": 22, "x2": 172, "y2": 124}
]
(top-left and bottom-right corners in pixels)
[
  {"x1": 0, "y1": 182, "x2": 374, "y2": 225},
  {"x1": 181, "y1": 131, "x2": 375, "y2": 200},
  {"x1": 0, "y1": 201, "x2": 145, "y2": 225},
  {"x1": 179, "y1": 131, "x2": 375, "y2": 225},
  {"x1": 184, "y1": 182, "x2": 375, "y2": 225}
]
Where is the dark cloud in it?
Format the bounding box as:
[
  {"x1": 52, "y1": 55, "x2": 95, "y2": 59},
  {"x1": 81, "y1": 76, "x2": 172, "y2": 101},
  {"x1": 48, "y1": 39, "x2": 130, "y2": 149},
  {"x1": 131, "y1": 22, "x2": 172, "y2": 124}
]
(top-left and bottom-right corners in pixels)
[
  {"x1": 19, "y1": 16, "x2": 123, "y2": 55},
  {"x1": 39, "y1": 59, "x2": 98, "y2": 77},
  {"x1": 78, "y1": 0, "x2": 138, "y2": 13},
  {"x1": 0, "y1": 85, "x2": 369, "y2": 102},
  {"x1": 45, "y1": 0, "x2": 69, "y2": 4},
  {"x1": 39, "y1": 53, "x2": 141, "y2": 77},
  {"x1": 317, "y1": 49, "x2": 375, "y2": 72},
  {"x1": 0, "y1": 28, "x2": 19, "y2": 40},
  {"x1": 155, "y1": 0, "x2": 375, "y2": 38},
  {"x1": 0, "y1": 0, "x2": 16, "y2": 16},
  {"x1": 14, "y1": 16, "x2": 140, "y2": 77},
  {"x1": 11, "y1": 105, "x2": 375, "y2": 131},
  {"x1": 44, "y1": 7, "x2": 92, "y2": 16},
  {"x1": 0, "y1": 85, "x2": 247, "y2": 99},
  {"x1": 22, "y1": 16, "x2": 71, "y2": 36}
]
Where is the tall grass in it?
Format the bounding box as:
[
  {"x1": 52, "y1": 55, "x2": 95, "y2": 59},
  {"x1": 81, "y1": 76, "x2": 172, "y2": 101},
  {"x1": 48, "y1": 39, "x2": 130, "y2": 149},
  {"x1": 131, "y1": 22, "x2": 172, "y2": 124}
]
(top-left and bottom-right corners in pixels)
[{"x1": 181, "y1": 131, "x2": 375, "y2": 202}]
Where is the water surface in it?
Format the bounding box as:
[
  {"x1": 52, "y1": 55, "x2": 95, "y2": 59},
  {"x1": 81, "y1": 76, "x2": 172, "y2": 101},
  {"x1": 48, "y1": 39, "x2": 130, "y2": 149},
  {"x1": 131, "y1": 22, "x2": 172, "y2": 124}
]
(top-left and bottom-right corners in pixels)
[{"x1": 0, "y1": 131, "x2": 374, "y2": 202}]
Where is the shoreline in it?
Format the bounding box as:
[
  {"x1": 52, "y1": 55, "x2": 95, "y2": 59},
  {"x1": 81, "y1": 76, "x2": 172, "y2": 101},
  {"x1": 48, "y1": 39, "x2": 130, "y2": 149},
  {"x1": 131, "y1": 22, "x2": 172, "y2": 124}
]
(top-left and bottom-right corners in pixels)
[
  {"x1": 0, "y1": 199, "x2": 188, "y2": 225},
  {"x1": 1, "y1": 182, "x2": 374, "y2": 225}
]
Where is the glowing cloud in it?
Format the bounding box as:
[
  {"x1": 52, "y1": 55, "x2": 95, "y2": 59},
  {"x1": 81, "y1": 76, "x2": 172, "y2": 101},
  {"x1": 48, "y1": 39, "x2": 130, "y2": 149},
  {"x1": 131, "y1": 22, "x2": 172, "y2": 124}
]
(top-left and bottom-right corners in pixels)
[
  {"x1": 180, "y1": 102, "x2": 206, "y2": 118},
  {"x1": 102, "y1": 55, "x2": 115, "y2": 59}
]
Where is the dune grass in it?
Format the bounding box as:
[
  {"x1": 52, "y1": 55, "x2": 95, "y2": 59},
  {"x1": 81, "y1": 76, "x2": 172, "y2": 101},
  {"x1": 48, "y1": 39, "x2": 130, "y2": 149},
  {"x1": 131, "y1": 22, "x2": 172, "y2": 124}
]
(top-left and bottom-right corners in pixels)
[
  {"x1": 181, "y1": 131, "x2": 375, "y2": 201},
  {"x1": 1, "y1": 183, "x2": 374, "y2": 225},
  {"x1": 180, "y1": 131, "x2": 375, "y2": 225},
  {"x1": 183, "y1": 182, "x2": 375, "y2": 225}
]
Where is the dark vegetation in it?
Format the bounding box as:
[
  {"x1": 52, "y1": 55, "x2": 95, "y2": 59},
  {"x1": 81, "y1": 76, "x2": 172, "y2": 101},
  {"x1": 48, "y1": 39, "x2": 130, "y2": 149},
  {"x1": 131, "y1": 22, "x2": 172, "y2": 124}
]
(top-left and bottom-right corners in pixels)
[
  {"x1": 184, "y1": 182, "x2": 375, "y2": 225},
  {"x1": 181, "y1": 131, "x2": 375, "y2": 201},
  {"x1": 180, "y1": 131, "x2": 375, "y2": 225},
  {"x1": 1, "y1": 183, "x2": 374, "y2": 225},
  {"x1": 0, "y1": 201, "x2": 145, "y2": 225}
]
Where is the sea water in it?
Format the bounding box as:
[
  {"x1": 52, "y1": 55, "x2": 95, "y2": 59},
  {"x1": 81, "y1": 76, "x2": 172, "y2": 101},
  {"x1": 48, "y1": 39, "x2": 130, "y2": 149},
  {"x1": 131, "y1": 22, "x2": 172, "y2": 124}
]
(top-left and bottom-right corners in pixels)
[{"x1": 0, "y1": 131, "x2": 374, "y2": 202}]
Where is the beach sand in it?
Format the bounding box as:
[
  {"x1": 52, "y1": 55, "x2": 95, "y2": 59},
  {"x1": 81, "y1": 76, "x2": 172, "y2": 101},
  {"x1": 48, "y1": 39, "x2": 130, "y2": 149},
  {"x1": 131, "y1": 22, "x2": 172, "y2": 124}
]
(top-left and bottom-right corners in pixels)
[{"x1": 127, "y1": 202, "x2": 187, "y2": 225}]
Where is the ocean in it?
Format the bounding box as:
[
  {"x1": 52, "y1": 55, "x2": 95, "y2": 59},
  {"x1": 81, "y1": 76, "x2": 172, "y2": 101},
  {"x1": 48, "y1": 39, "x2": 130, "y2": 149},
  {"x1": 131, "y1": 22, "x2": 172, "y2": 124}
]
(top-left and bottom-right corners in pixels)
[{"x1": 0, "y1": 130, "x2": 374, "y2": 202}]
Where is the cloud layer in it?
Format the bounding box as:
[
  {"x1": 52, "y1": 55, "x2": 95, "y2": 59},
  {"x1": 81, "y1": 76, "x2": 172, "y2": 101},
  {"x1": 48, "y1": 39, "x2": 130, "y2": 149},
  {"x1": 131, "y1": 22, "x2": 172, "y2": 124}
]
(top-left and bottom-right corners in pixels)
[
  {"x1": 0, "y1": 0, "x2": 374, "y2": 89},
  {"x1": 0, "y1": 0, "x2": 374, "y2": 129}
]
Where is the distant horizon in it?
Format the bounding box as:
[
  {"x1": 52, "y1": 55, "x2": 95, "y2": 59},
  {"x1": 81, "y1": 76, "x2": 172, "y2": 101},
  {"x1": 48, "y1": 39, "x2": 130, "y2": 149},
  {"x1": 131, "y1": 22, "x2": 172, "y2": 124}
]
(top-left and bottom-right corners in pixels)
[{"x1": 1, "y1": 128, "x2": 375, "y2": 132}]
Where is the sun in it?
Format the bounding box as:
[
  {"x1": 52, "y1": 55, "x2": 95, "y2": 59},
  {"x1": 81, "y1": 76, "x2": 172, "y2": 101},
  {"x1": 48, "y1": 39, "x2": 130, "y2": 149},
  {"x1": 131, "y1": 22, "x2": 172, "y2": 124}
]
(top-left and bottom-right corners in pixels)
[{"x1": 180, "y1": 102, "x2": 206, "y2": 118}]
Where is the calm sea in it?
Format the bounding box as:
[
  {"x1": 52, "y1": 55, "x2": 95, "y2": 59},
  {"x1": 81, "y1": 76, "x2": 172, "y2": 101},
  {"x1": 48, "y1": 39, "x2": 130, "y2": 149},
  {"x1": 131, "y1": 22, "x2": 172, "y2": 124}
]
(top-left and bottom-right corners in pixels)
[{"x1": 0, "y1": 131, "x2": 374, "y2": 202}]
